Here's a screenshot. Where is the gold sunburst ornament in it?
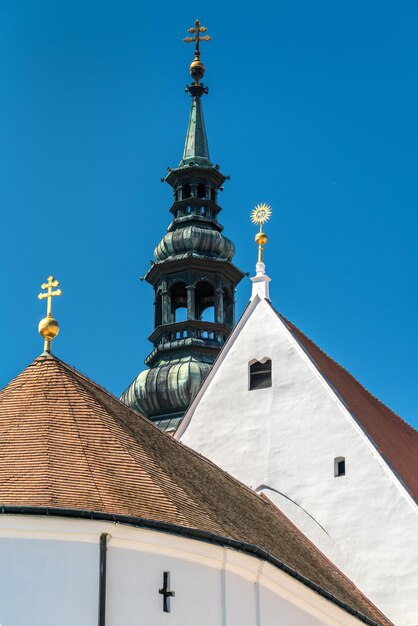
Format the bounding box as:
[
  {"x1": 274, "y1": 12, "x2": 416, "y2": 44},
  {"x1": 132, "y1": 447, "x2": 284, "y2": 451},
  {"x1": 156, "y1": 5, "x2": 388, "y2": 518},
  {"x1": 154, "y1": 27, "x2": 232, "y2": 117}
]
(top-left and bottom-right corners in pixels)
[
  {"x1": 251, "y1": 203, "x2": 272, "y2": 263},
  {"x1": 251, "y1": 203, "x2": 272, "y2": 226}
]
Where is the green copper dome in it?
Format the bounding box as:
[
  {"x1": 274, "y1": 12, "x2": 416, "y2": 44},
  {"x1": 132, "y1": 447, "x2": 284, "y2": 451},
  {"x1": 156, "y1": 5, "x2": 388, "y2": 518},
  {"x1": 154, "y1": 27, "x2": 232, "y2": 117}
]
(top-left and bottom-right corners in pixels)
[
  {"x1": 121, "y1": 356, "x2": 212, "y2": 430},
  {"x1": 155, "y1": 224, "x2": 235, "y2": 262}
]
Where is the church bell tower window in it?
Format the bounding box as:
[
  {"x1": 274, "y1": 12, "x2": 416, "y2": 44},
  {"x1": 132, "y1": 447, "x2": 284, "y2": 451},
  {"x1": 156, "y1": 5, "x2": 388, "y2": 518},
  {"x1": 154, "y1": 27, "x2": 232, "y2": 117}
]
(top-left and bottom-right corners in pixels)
[
  {"x1": 171, "y1": 282, "x2": 188, "y2": 322},
  {"x1": 249, "y1": 359, "x2": 272, "y2": 391},
  {"x1": 196, "y1": 281, "x2": 215, "y2": 322},
  {"x1": 182, "y1": 183, "x2": 191, "y2": 199}
]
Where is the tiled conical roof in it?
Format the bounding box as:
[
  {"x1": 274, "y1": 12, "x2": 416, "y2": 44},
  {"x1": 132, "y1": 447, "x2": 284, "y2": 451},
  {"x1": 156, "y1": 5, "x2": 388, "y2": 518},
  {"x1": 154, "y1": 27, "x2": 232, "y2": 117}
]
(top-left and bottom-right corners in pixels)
[{"x1": 0, "y1": 354, "x2": 390, "y2": 625}]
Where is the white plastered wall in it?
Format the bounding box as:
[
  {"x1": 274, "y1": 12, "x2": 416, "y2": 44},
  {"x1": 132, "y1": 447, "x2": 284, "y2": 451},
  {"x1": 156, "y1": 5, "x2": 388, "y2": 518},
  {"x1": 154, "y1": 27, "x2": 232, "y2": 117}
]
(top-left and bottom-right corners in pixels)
[
  {"x1": 0, "y1": 514, "x2": 364, "y2": 626},
  {"x1": 178, "y1": 297, "x2": 418, "y2": 626}
]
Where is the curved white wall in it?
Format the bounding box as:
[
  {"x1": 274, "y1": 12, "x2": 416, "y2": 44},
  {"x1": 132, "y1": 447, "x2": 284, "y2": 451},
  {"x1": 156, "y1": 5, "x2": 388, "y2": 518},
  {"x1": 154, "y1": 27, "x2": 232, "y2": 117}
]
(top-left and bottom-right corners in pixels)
[{"x1": 0, "y1": 514, "x2": 367, "y2": 626}]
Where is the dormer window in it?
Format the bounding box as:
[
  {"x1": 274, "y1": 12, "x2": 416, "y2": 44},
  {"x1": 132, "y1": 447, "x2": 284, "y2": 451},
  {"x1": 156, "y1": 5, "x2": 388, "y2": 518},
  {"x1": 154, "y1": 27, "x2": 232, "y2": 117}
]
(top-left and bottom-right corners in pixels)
[
  {"x1": 249, "y1": 359, "x2": 272, "y2": 391},
  {"x1": 334, "y1": 457, "x2": 346, "y2": 477}
]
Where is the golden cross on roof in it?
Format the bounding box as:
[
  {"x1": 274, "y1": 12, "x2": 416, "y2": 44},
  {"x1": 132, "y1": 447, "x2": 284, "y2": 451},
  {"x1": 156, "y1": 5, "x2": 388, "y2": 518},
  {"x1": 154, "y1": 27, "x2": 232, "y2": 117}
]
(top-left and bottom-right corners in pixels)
[
  {"x1": 183, "y1": 19, "x2": 211, "y2": 55},
  {"x1": 38, "y1": 275, "x2": 62, "y2": 354},
  {"x1": 38, "y1": 275, "x2": 62, "y2": 315}
]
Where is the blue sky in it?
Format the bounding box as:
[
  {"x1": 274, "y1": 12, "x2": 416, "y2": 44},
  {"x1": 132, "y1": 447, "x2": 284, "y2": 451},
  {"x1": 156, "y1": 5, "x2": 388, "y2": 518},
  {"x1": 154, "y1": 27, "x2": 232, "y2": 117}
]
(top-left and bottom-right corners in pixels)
[{"x1": 1, "y1": 1, "x2": 418, "y2": 429}]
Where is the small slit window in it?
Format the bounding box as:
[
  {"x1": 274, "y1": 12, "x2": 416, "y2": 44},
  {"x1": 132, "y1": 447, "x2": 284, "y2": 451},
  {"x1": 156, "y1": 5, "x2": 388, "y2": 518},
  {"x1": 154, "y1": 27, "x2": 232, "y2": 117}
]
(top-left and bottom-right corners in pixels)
[
  {"x1": 249, "y1": 359, "x2": 272, "y2": 391},
  {"x1": 334, "y1": 457, "x2": 346, "y2": 477}
]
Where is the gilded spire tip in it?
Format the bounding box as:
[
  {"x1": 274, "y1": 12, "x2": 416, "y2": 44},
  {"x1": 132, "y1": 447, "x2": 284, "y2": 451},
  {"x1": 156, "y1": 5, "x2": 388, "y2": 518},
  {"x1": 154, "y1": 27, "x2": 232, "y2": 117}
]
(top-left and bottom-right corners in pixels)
[
  {"x1": 37, "y1": 275, "x2": 62, "y2": 354},
  {"x1": 183, "y1": 19, "x2": 211, "y2": 86},
  {"x1": 251, "y1": 203, "x2": 272, "y2": 263}
]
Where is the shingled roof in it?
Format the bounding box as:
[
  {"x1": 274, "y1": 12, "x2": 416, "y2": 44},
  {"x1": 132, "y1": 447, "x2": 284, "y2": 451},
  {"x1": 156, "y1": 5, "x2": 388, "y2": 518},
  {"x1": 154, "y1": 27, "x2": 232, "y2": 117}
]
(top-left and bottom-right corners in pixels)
[
  {"x1": 0, "y1": 354, "x2": 391, "y2": 625},
  {"x1": 279, "y1": 310, "x2": 418, "y2": 503}
]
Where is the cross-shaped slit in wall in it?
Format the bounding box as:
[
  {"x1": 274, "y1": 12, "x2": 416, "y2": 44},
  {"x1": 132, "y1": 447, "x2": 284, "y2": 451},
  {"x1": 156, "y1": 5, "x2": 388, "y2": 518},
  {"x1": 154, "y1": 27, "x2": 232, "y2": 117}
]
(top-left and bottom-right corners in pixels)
[{"x1": 159, "y1": 571, "x2": 175, "y2": 613}]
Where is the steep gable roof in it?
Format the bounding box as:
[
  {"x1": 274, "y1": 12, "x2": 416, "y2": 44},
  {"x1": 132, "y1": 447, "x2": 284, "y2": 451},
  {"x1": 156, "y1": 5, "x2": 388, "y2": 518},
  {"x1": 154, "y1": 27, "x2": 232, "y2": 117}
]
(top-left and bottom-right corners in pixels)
[
  {"x1": 178, "y1": 294, "x2": 418, "y2": 504},
  {"x1": 0, "y1": 354, "x2": 390, "y2": 625},
  {"x1": 278, "y1": 308, "x2": 418, "y2": 503}
]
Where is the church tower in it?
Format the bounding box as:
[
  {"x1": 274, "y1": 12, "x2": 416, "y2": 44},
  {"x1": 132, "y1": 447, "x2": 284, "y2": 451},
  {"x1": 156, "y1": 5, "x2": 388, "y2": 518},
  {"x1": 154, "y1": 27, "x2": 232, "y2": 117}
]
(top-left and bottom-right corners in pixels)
[{"x1": 121, "y1": 22, "x2": 244, "y2": 431}]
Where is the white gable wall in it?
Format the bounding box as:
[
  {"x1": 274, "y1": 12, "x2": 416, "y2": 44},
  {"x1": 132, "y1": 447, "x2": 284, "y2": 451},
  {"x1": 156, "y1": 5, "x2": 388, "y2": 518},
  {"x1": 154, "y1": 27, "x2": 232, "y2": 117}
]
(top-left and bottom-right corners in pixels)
[{"x1": 178, "y1": 298, "x2": 418, "y2": 626}]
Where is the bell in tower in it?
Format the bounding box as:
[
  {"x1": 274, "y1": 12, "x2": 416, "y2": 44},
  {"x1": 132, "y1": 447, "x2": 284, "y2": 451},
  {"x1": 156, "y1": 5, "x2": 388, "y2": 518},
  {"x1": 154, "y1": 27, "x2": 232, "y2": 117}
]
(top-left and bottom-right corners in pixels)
[{"x1": 121, "y1": 21, "x2": 244, "y2": 432}]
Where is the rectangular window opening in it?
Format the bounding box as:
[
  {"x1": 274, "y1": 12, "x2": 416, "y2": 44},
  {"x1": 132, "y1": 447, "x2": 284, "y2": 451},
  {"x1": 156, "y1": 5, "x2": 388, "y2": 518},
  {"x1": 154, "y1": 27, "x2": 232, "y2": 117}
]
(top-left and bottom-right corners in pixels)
[
  {"x1": 249, "y1": 359, "x2": 272, "y2": 391},
  {"x1": 334, "y1": 457, "x2": 346, "y2": 477}
]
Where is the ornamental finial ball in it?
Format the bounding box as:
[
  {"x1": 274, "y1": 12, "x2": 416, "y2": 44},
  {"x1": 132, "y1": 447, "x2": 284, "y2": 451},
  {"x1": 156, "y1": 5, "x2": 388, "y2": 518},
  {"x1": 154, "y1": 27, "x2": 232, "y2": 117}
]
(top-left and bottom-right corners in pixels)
[
  {"x1": 255, "y1": 231, "x2": 268, "y2": 246},
  {"x1": 190, "y1": 57, "x2": 205, "y2": 83},
  {"x1": 38, "y1": 316, "x2": 59, "y2": 340}
]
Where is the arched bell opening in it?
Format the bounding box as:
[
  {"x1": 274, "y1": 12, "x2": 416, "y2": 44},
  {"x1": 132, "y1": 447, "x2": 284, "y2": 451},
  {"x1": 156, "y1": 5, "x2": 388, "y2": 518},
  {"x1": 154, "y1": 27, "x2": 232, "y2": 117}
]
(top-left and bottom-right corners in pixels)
[
  {"x1": 195, "y1": 281, "x2": 215, "y2": 322},
  {"x1": 200, "y1": 306, "x2": 215, "y2": 322},
  {"x1": 182, "y1": 184, "x2": 191, "y2": 200},
  {"x1": 197, "y1": 183, "x2": 206, "y2": 199},
  {"x1": 170, "y1": 282, "x2": 188, "y2": 323}
]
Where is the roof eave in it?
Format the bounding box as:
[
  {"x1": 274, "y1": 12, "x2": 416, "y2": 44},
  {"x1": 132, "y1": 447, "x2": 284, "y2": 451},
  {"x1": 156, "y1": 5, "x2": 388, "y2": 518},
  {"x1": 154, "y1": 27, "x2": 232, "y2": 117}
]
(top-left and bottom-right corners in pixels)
[
  {"x1": 165, "y1": 165, "x2": 227, "y2": 188},
  {"x1": 144, "y1": 256, "x2": 245, "y2": 285}
]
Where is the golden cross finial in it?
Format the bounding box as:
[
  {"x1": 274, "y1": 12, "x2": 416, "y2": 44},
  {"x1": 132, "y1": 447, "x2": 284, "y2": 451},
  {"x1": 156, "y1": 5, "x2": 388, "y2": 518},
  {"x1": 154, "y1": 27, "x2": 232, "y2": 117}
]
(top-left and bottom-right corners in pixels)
[
  {"x1": 38, "y1": 275, "x2": 62, "y2": 354},
  {"x1": 183, "y1": 19, "x2": 211, "y2": 85},
  {"x1": 38, "y1": 275, "x2": 62, "y2": 315},
  {"x1": 183, "y1": 19, "x2": 211, "y2": 54},
  {"x1": 251, "y1": 204, "x2": 272, "y2": 263}
]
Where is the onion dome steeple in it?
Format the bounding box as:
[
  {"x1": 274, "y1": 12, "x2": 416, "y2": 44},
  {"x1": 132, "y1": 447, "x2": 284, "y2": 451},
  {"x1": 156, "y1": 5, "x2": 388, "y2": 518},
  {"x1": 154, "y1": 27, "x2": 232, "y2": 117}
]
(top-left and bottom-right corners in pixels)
[{"x1": 121, "y1": 23, "x2": 245, "y2": 432}]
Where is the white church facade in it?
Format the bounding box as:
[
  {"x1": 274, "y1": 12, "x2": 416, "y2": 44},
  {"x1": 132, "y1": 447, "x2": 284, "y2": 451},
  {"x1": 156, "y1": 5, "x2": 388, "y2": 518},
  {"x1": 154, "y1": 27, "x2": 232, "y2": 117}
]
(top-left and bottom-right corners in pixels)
[{"x1": 177, "y1": 264, "x2": 418, "y2": 626}]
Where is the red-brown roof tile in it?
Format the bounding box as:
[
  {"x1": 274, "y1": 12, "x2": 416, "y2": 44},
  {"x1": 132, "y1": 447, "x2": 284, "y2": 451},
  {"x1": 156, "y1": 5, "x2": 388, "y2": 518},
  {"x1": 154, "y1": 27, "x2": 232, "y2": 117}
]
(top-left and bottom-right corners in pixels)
[{"x1": 0, "y1": 354, "x2": 391, "y2": 625}]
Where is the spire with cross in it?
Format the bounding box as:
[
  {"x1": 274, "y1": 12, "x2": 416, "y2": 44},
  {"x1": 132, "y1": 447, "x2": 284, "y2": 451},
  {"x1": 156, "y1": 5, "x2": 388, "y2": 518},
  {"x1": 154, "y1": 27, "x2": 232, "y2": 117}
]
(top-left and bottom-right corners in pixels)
[
  {"x1": 181, "y1": 20, "x2": 212, "y2": 165},
  {"x1": 120, "y1": 20, "x2": 245, "y2": 431}
]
